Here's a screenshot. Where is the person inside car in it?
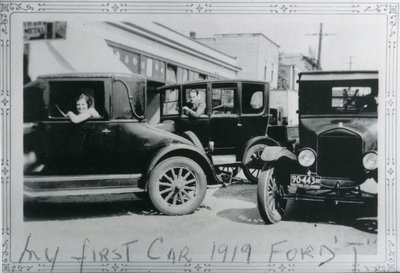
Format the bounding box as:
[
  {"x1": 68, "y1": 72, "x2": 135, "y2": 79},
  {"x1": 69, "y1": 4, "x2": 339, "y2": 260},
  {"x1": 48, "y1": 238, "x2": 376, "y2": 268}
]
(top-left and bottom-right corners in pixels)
[
  {"x1": 182, "y1": 89, "x2": 205, "y2": 118},
  {"x1": 56, "y1": 93, "x2": 100, "y2": 124}
]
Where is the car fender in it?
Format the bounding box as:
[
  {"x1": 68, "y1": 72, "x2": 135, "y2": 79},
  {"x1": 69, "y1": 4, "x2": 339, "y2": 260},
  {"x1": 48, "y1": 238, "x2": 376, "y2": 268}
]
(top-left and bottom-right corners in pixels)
[
  {"x1": 239, "y1": 136, "x2": 280, "y2": 163},
  {"x1": 141, "y1": 143, "x2": 219, "y2": 189},
  {"x1": 260, "y1": 146, "x2": 297, "y2": 162}
]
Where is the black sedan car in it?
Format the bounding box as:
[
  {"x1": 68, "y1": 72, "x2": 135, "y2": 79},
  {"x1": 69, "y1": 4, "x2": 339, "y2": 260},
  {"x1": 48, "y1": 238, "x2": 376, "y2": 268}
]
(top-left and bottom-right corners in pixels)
[
  {"x1": 157, "y1": 79, "x2": 289, "y2": 183},
  {"x1": 24, "y1": 73, "x2": 218, "y2": 215}
]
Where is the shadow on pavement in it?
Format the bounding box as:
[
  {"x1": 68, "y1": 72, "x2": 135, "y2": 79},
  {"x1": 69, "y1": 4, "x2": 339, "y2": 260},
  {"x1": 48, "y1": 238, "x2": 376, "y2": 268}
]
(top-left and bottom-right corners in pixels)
[
  {"x1": 217, "y1": 207, "x2": 264, "y2": 225},
  {"x1": 213, "y1": 183, "x2": 377, "y2": 233},
  {"x1": 283, "y1": 199, "x2": 378, "y2": 234},
  {"x1": 24, "y1": 197, "x2": 161, "y2": 222}
]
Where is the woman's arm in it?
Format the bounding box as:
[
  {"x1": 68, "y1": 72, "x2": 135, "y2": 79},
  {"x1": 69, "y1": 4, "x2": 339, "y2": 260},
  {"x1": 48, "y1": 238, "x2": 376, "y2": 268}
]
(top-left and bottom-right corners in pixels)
[{"x1": 67, "y1": 111, "x2": 92, "y2": 124}]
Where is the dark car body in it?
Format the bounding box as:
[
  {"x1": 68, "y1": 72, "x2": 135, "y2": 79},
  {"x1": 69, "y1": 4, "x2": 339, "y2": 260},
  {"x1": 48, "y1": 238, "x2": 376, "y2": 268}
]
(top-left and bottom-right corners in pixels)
[
  {"x1": 257, "y1": 71, "x2": 378, "y2": 224},
  {"x1": 157, "y1": 79, "x2": 288, "y2": 183},
  {"x1": 24, "y1": 73, "x2": 217, "y2": 215}
]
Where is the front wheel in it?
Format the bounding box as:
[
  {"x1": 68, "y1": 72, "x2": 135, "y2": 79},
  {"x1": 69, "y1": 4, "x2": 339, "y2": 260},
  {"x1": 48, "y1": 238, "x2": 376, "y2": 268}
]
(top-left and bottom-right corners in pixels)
[
  {"x1": 148, "y1": 156, "x2": 207, "y2": 215},
  {"x1": 242, "y1": 143, "x2": 267, "y2": 183},
  {"x1": 257, "y1": 164, "x2": 287, "y2": 224}
]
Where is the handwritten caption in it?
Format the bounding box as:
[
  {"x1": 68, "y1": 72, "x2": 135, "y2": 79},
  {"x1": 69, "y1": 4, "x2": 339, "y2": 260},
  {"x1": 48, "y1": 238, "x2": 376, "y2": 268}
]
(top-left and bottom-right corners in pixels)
[{"x1": 18, "y1": 234, "x2": 375, "y2": 272}]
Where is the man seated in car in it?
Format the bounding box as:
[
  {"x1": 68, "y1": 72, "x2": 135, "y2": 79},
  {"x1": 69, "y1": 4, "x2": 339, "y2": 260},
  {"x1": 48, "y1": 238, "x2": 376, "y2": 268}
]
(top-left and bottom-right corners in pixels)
[{"x1": 182, "y1": 89, "x2": 205, "y2": 118}]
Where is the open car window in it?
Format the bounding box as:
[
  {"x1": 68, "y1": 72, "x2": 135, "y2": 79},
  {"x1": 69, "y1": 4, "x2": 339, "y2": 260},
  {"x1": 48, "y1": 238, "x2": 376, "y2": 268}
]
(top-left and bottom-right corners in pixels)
[
  {"x1": 48, "y1": 80, "x2": 105, "y2": 119},
  {"x1": 212, "y1": 83, "x2": 235, "y2": 114},
  {"x1": 183, "y1": 85, "x2": 207, "y2": 116},
  {"x1": 161, "y1": 88, "x2": 179, "y2": 116}
]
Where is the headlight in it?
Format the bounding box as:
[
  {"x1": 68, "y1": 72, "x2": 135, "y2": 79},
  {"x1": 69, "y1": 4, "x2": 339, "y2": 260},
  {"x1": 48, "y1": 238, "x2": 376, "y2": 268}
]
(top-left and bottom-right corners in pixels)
[
  {"x1": 298, "y1": 148, "x2": 316, "y2": 167},
  {"x1": 363, "y1": 151, "x2": 378, "y2": 170}
]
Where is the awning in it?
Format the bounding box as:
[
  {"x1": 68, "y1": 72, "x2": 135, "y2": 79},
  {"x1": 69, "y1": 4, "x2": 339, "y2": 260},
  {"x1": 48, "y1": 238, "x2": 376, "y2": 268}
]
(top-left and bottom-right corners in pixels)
[{"x1": 28, "y1": 30, "x2": 132, "y2": 80}]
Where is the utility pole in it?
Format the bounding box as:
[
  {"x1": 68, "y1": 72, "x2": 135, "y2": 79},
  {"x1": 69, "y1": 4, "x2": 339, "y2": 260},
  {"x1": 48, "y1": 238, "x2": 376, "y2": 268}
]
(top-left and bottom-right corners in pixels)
[{"x1": 306, "y1": 23, "x2": 336, "y2": 70}]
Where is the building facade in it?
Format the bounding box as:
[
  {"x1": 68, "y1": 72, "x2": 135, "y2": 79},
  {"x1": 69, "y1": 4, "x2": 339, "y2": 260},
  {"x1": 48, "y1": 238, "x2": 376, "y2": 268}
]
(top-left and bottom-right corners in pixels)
[
  {"x1": 270, "y1": 53, "x2": 318, "y2": 126},
  {"x1": 197, "y1": 33, "x2": 279, "y2": 89},
  {"x1": 23, "y1": 21, "x2": 241, "y2": 124}
]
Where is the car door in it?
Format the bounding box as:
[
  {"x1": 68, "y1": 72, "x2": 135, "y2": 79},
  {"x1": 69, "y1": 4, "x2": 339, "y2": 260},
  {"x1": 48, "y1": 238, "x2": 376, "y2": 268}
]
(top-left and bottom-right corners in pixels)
[
  {"x1": 209, "y1": 82, "x2": 241, "y2": 154},
  {"x1": 43, "y1": 78, "x2": 109, "y2": 174},
  {"x1": 238, "y1": 82, "x2": 269, "y2": 142},
  {"x1": 179, "y1": 83, "x2": 209, "y2": 147}
]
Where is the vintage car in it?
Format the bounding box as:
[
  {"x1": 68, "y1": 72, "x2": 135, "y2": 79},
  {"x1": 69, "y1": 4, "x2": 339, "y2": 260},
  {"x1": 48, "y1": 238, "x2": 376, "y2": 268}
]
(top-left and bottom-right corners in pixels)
[
  {"x1": 257, "y1": 70, "x2": 378, "y2": 224},
  {"x1": 157, "y1": 79, "x2": 289, "y2": 183},
  {"x1": 23, "y1": 73, "x2": 219, "y2": 215}
]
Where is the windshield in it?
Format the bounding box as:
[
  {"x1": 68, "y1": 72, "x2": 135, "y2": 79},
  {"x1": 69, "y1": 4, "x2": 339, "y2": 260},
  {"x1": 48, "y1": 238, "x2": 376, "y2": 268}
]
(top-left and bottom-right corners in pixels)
[{"x1": 299, "y1": 80, "x2": 378, "y2": 115}]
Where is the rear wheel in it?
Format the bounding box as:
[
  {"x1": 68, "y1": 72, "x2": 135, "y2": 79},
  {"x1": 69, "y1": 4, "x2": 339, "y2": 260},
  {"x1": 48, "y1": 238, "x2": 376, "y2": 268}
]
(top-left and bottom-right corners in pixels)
[
  {"x1": 242, "y1": 143, "x2": 267, "y2": 183},
  {"x1": 148, "y1": 156, "x2": 207, "y2": 215},
  {"x1": 257, "y1": 164, "x2": 287, "y2": 224}
]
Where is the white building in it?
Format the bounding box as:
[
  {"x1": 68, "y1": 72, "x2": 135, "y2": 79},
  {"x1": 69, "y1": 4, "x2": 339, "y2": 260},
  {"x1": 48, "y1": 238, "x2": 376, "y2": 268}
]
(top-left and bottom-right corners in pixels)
[
  {"x1": 24, "y1": 21, "x2": 241, "y2": 123},
  {"x1": 197, "y1": 33, "x2": 280, "y2": 89}
]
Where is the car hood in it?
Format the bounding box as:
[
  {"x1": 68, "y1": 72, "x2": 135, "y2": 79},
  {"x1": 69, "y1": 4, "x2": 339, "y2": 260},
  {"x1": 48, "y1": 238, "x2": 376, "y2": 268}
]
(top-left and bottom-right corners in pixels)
[{"x1": 300, "y1": 117, "x2": 377, "y2": 152}]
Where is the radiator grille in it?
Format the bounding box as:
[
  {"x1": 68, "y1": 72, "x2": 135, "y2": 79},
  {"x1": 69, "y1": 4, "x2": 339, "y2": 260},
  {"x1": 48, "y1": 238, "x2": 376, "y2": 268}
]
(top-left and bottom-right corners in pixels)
[{"x1": 317, "y1": 134, "x2": 362, "y2": 178}]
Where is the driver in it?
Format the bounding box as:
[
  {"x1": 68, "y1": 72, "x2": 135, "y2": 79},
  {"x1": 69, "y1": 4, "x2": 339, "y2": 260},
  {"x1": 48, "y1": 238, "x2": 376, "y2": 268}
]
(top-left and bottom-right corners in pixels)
[{"x1": 182, "y1": 89, "x2": 205, "y2": 118}]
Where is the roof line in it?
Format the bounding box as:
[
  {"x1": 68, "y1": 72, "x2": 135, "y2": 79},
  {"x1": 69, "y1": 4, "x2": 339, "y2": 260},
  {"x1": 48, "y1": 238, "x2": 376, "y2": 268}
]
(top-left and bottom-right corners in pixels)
[
  {"x1": 208, "y1": 33, "x2": 280, "y2": 48},
  {"x1": 113, "y1": 22, "x2": 241, "y2": 71},
  {"x1": 154, "y1": 22, "x2": 238, "y2": 60}
]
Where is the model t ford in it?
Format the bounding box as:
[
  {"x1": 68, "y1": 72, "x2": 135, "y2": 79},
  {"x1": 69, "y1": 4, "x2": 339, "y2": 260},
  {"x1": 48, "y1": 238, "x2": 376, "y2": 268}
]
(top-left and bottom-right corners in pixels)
[
  {"x1": 257, "y1": 71, "x2": 378, "y2": 224},
  {"x1": 24, "y1": 73, "x2": 219, "y2": 215},
  {"x1": 157, "y1": 80, "x2": 292, "y2": 183}
]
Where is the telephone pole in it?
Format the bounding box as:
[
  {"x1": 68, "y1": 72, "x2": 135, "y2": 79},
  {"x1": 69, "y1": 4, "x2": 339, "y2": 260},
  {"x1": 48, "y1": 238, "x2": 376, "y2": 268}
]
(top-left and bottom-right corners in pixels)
[{"x1": 306, "y1": 23, "x2": 336, "y2": 70}]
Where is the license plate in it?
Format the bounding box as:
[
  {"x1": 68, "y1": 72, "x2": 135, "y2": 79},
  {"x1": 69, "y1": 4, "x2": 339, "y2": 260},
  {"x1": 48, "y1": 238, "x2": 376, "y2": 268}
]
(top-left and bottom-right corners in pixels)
[{"x1": 290, "y1": 174, "x2": 321, "y2": 189}]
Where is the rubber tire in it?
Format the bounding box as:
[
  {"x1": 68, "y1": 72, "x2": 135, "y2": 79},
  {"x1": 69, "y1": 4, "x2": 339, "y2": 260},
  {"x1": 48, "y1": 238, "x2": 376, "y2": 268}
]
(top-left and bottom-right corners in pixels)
[
  {"x1": 182, "y1": 131, "x2": 204, "y2": 151},
  {"x1": 242, "y1": 143, "x2": 268, "y2": 184},
  {"x1": 257, "y1": 164, "x2": 287, "y2": 224},
  {"x1": 148, "y1": 156, "x2": 207, "y2": 215}
]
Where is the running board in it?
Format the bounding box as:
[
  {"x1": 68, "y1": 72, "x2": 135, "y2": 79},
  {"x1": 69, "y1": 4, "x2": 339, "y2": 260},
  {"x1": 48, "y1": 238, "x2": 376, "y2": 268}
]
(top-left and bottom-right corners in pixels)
[{"x1": 25, "y1": 174, "x2": 141, "y2": 190}]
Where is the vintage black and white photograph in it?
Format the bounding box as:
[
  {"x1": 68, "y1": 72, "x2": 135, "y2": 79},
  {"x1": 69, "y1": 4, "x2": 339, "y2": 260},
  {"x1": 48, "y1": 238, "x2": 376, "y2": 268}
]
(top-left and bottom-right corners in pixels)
[{"x1": 1, "y1": 1, "x2": 398, "y2": 272}]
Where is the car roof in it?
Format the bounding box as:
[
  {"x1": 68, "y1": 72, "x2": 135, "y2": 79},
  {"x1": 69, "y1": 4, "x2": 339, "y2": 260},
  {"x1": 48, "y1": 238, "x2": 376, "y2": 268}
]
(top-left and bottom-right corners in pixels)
[
  {"x1": 38, "y1": 72, "x2": 146, "y2": 80},
  {"x1": 158, "y1": 79, "x2": 268, "y2": 90},
  {"x1": 298, "y1": 70, "x2": 378, "y2": 81}
]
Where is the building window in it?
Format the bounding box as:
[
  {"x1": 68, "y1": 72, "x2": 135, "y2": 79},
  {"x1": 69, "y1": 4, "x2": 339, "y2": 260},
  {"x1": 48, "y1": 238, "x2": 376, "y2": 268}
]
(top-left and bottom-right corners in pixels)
[
  {"x1": 146, "y1": 57, "x2": 153, "y2": 77},
  {"x1": 264, "y1": 66, "x2": 267, "y2": 80},
  {"x1": 24, "y1": 22, "x2": 67, "y2": 40},
  {"x1": 166, "y1": 64, "x2": 177, "y2": 83},
  {"x1": 182, "y1": 69, "x2": 189, "y2": 82},
  {"x1": 271, "y1": 63, "x2": 274, "y2": 82}
]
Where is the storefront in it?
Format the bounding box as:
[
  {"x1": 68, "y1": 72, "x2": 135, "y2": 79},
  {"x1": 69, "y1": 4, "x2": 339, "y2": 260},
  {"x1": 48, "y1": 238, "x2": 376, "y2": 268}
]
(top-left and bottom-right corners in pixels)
[{"x1": 24, "y1": 21, "x2": 241, "y2": 123}]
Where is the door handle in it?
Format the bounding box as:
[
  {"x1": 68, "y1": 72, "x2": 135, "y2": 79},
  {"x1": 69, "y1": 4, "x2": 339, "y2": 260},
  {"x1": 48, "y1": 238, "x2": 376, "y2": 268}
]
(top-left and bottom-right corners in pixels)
[{"x1": 102, "y1": 128, "x2": 111, "y2": 134}]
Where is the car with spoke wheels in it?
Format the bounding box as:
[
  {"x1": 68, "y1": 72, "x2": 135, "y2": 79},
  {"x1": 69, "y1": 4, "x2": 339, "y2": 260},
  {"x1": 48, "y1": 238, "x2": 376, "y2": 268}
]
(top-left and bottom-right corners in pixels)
[
  {"x1": 157, "y1": 79, "x2": 290, "y2": 183},
  {"x1": 257, "y1": 71, "x2": 378, "y2": 224},
  {"x1": 24, "y1": 73, "x2": 218, "y2": 216}
]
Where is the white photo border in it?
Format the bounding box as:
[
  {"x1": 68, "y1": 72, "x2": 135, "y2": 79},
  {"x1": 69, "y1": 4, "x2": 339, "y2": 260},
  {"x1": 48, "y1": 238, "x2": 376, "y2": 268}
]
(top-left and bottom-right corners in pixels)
[{"x1": 1, "y1": 1, "x2": 398, "y2": 272}]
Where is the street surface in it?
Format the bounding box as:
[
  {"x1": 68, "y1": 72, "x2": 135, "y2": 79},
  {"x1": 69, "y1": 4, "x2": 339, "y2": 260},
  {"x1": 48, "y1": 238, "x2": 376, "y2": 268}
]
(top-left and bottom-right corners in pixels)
[{"x1": 21, "y1": 177, "x2": 378, "y2": 270}]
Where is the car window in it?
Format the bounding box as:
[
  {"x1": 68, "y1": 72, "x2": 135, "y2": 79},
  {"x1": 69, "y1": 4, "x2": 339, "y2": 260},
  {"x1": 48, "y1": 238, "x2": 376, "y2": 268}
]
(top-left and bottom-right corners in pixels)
[
  {"x1": 161, "y1": 88, "x2": 179, "y2": 115},
  {"x1": 331, "y1": 86, "x2": 376, "y2": 112},
  {"x1": 183, "y1": 85, "x2": 207, "y2": 116},
  {"x1": 48, "y1": 80, "x2": 105, "y2": 119},
  {"x1": 242, "y1": 83, "x2": 264, "y2": 114},
  {"x1": 300, "y1": 81, "x2": 378, "y2": 114},
  {"x1": 212, "y1": 83, "x2": 236, "y2": 114}
]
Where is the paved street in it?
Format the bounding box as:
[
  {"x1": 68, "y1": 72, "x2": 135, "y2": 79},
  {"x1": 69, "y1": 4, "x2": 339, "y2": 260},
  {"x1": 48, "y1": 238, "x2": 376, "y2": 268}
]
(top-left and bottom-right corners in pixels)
[{"x1": 21, "y1": 178, "x2": 377, "y2": 269}]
